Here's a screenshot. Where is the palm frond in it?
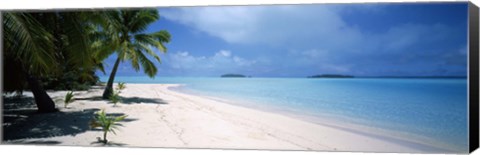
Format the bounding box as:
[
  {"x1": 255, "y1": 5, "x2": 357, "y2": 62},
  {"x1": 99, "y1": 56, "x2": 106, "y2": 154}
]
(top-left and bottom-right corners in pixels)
[
  {"x1": 134, "y1": 33, "x2": 167, "y2": 55},
  {"x1": 135, "y1": 50, "x2": 157, "y2": 78},
  {"x1": 150, "y1": 30, "x2": 171, "y2": 47},
  {"x1": 64, "y1": 91, "x2": 75, "y2": 108},
  {"x1": 90, "y1": 109, "x2": 126, "y2": 143},
  {"x1": 61, "y1": 13, "x2": 95, "y2": 73},
  {"x1": 3, "y1": 13, "x2": 56, "y2": 75},
  {"x1": 133, "y1": 41, "x2": 161, "y2": 63},
  {"x1": 127, "y1": 9, "x2": 159, "y2": 34},
  {"x1": 96, "y1": 62, "x2": 107, "y2": 74}
]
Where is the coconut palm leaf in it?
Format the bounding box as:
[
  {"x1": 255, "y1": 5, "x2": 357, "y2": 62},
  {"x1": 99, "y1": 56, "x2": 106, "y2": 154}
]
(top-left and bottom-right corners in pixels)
[
  {"x1": 4, "y1": 11, "x2": 109, "y2": 112},
  {"x1": 101, "y1": 9, "x2": 171, "y2": 99},
  {"x1": 135, "y1": 49, "x2": 158, "y2": 77},
  {"x1": 62, "y1": 13, "x2": 94, "y2": 71},
  {"x1": 90, "y1": 109, "x2": 127, "y2": 143},
  {"x1": 3, "y1": 13, "x2": 56, "y2": 75}
]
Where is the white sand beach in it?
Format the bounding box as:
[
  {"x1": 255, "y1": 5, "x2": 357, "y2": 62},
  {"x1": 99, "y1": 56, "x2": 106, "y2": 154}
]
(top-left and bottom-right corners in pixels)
[{"x1": 2, "y1": 84, "x2": 450, "y2": 153}]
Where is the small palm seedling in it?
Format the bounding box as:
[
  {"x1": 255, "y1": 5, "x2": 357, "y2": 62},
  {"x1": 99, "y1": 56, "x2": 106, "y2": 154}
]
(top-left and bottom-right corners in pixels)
[
  {"x1": 64, "y1": 91, "x2": 75, "y2": 108},
  {"x1": 109, "y1": 91, "x2": 121, "y2": 106},
  {"x1": 116, "y1": 82, "x2": 126, "y2": 92},
  {"x1": 89, "y1": 110, "x2": 127, "y2": 144}
]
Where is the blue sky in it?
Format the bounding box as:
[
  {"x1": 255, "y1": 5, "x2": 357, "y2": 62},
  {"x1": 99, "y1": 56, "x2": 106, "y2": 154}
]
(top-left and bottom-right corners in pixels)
[{"x1": 99, "y1": 2, "x2": 468, "y2": 78}]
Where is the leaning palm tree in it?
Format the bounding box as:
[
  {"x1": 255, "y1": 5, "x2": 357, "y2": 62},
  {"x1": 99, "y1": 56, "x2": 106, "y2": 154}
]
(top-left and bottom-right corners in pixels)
[
  {"x1": 100, "y1": 9, "x2": 171, "y2": 99},
  {"x1": 3, "y1": 12, "x2": 101, "y2": 112},
  {"x1": 4, "y1": 13, "x2": 57, "y2": 112}
]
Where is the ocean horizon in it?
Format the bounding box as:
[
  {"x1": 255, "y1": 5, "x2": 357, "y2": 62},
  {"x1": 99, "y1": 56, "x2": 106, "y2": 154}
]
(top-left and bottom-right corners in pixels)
[{"x1": 99, "y1": 76, "x2": 468, "y2": 152}]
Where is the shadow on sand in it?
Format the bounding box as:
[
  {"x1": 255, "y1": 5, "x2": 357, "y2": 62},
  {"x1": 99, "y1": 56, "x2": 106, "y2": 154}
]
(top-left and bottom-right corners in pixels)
[
  {"x1": 12, "y1": 140, "x2": 62, "y2": 145},
  {"x1": 3, "y1": 107, "x2": 102, "y2": 141},
  {"x1": 90, "y1": 139, "x2": 127, "y2": 147},
  {"x1": 75, "y1": 96, "x2": 169, "y2": 105},
  {"x1": 120, "y1": 97, "x2": 168, "y2": 104},
  {"x1": 3, "y1": 96, "x2": 137, "y2": 142},
  {"x1": 75, "y1": 96, "x2": 104, "y2": 101}
]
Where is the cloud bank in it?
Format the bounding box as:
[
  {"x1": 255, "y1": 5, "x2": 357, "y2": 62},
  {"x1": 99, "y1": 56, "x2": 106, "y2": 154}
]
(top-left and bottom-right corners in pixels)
[{"x1": 155, "y1": 4, "x2": 467, "y2": 77}]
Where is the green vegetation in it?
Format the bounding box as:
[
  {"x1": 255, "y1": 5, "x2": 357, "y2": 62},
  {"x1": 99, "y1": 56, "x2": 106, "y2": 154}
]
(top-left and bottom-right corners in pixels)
[
  {"x1": 307, "y1": 74, "x2": 354, "y2": 78},
  {"x1": 221, "y1": 74, "x2": 247, "y2": 78},
  {"x1": 116, "y1": 82, "x2": 126, "y2": 92},
  {"x1": 101, "y1": 9, "x2": 171, "y2": 99},
  {"x1": 90, "y1": 110, "x2": 127, "y2": 144},
  {"x1": 108, "y1": 82, "x2": 126, "y2": 106},
  {"x1": 64, "y1": 91, "x2": 75, "y2": 108},
  {"x1": 3, "y1": 10, "x2": 171, "y2": 112},
  {"x1": 42, "y1": 71, "x2": 100, "y2": 91},
  {"x1": 3, "y1": 12, "x2": 105, "y2": 112},
  {"x1": 109, "y1": 91, "x2": 121, "y2": 106}
]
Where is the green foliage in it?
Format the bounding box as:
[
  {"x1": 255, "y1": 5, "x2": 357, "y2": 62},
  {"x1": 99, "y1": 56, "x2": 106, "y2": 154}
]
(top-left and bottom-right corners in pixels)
[
  {"x1": 116, "y1": 82, "x2": 126, "y2": 91},
  {"x1": 3, "y1": 13, "x2": 56, "y2": 76},
  {"x1": 64, "y1": 91, "x2": 75, "y2": 108},
  {"x1": 3, "y1": 11, "x2": 119, "y2": 112},
  {"x1": 109, "y1": 91, "x2": 121, "y2": 106},
  {"x1": 89, "y1": 109, "x2": 127, "y2": 144},
  {"x1": 102, "y1": 9, "x2": 171, "y2": 98},
  {"x1": 42, "y1": 70, "x2": 100, "y2": 91},
  {"x1": 3, "y1": 12, "x2": 106, "y2": 95}
]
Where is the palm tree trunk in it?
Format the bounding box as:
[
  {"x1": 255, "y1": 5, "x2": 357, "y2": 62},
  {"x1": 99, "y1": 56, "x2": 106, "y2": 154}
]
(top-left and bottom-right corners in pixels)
[
  {"x1": 103, "y1": 131, "x2": 108, "y2": 144},
  {"x1": 102, "y1": 57, "x2": 121, "y2": 99},
  {"x1": 26, "y1": 74, "x2": 57, "y2": 113}
]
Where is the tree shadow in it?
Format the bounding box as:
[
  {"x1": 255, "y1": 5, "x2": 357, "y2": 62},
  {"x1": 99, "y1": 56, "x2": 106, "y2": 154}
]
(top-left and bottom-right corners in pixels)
[
  {"x1": 3, "y1": 108, "x2": 102, "y2": 141},
  {"x1": 3, "y1": 96, "x2": 36, "y2": 110},
  {"x1": 3, "y1": 104, "x2": 135, "y2": 142},
  {"x1": 75, "y1": 96, "x2": 169, "y2": 105},
  {"x1": 75, "y1": 96, "x2": 168, "y2": 104},
  {"x1": 75, "y1": 96, "x2": 104, "y2": 101},
  {"x1": 120, "y1": 97, "x2": 169, "y2": 104},
  {"x1": 11, "y1": 140, "x2": 62, "y2": 145},
  {"x1": 90, "y1": 139, "x2": 127, "y2": 147},
  {"x1": 105, "y1": 113, "x2": 138, "y2": 122}
]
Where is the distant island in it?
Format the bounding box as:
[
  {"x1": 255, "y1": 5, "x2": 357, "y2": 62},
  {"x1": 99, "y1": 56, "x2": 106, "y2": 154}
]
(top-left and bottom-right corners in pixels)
[
  {"x1": 306, "y1": 74, "x2": 465, "y2": 79},
  {"x1": 221, "y1": 74, "x2": 247, "y2": 78},
  {"x1": 360, "y1": 76, "x2": 467, "y2": 79},
  {"x1": 307, "y1": 74, "x2": 354, "y2": 78}
]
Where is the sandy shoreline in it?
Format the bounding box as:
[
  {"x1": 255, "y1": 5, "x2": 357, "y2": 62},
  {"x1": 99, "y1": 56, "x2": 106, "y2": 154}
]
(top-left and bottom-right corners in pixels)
[{"x1": 2, "y1": 84, "x2": 456, "y2": 153}]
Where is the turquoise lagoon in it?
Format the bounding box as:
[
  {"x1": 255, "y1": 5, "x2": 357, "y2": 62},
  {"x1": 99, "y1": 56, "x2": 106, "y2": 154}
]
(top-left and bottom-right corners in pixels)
[{"x1": 100, "y1": 76, "x2": 468, "y2": 152}]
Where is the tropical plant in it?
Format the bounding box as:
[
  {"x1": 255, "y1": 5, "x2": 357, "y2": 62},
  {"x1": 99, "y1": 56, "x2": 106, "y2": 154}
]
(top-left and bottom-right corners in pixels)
[
  {"x1": 89, "y1": 109, "x2": 127, "y2": 144},
  {"x1": 101, "y1": 9, "x2": 171, "y2": 99},
  {"x1": 116, "y1": 82, "x2": 126, "y2": 91},
  {"x1": 109, "y1": 91, "x2": 121, "y2": 106},
  {"x1": 64, "y1": 91, "x2": 75, "y2": 108},
  {"x1": 3, "y1": 12, "x2": 103, "y2": 112}
]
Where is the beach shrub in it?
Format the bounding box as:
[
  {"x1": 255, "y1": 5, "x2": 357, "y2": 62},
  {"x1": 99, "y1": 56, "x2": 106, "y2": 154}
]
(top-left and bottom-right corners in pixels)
[
  {"x1": 109, "y1": 91, "x2": 121, "y2": 106},
  {"x1": 42, "y1": 71, "x2": 100, "y2": 91},
  {"x1": 116, "y1": 82, "x2": 126, "y2": 92},
  {"x1": 90, "y1": 110, "x2": 127, "y2": 144},
  {"x1": 64, "y1": 91, "x2": 75, "y2": 108}
]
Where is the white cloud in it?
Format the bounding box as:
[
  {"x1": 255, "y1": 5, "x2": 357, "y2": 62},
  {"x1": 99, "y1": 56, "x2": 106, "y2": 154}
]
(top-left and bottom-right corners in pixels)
[
  {"x1": 164, "y1": 50, "x2": 257, "y2": 76},
  {"x1": 160, "y1": 5, "x2": 453, "y2": 54},
  {"x1": 161, "y1": 7, "x2": 259, "y2": 44},
  {"x1": 158, "y1": 5, "x2": 464, "y2": 76},
  {"x1": 160, "y1": 5, "x2": 356, "y2": 46},
  {"x1": 215, "y1": 50, "x2": 232, "y2": 57}
]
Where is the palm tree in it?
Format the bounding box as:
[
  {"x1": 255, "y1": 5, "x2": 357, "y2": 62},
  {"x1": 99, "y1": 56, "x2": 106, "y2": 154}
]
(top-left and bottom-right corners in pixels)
[
  {"x1": 4, "y1": 13, "x2": 56, "y2": 112},
  {"x1": 100, "y1": 9, "x2": 171, "y2": 99},
  {"x1": 3, "y1": 12, "x2": 100, "y2": 112}
]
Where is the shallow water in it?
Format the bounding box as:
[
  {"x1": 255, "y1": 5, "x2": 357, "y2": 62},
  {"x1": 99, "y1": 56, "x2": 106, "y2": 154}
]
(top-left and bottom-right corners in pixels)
[{"x1": 101, "y1": 76, "x2": 468, "y2": 152}]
